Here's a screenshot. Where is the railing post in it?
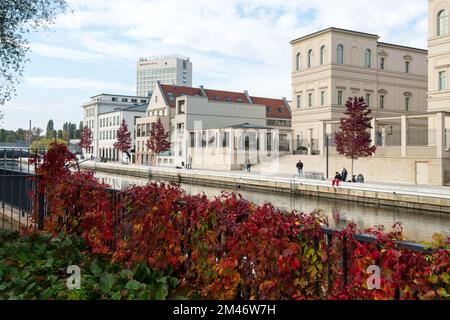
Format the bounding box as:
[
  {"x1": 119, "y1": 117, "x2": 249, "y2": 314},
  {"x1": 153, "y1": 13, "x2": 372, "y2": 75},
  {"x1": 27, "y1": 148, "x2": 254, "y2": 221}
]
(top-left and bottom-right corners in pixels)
[{"x1": 342, "y1": 237, "x2": 348, "y2": 289}]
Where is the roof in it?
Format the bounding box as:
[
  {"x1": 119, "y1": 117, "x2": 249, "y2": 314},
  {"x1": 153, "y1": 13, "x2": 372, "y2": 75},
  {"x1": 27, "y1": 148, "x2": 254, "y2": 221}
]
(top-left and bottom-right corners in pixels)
[
  {"x1": 90, "y1": 93, "x2": 150, "y2": 99},
  {"x1": 203, "y1": 89, "x2": 250, "y2": 104},
  {"x1": 290, "y1": 27, "x2": 379, "y2": 44},
  {"x1": 98, "y1": 103, "x2": 147, "y2": 115},
  {"x1": 160, "y1": 84, "x2": 202, "y2": 108},
  {"x1": 251, "y1": 96, "x2": 291, "y2": 119},
  {"x1": 377, "y1": 42, "x2": 427, "y2": 53},
  {"x1": 227, "y1": 123, "x2": 272, "y2": 130},
  {"x1": 159, "y1": 84, "x2": 291, "y2": 119}
]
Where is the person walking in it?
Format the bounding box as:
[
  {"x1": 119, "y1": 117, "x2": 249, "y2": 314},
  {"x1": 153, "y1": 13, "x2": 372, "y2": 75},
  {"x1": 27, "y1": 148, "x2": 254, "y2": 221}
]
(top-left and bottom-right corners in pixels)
[
  {"x1": 332, "y1": 172, "x2": 342, "y2": 187},
  {"x1": 246, "y1": 159, "x2": 252, "y2": 172},
  {"x1": 296, "y1": 160, "x2": 304, "y2": 177},
  {"x1": 341, "y1": 168, "x2": 348, "y2": 182},
  {"x1": 187, "y1": 155, "x2": 192, "y2": 170}
]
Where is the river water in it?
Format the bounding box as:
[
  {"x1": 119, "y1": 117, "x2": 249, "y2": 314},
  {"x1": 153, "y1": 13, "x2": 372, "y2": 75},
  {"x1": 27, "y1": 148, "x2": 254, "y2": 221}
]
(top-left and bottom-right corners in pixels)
[{"x1": 94, "y1": 171, "x2": 450, "y2": 242}]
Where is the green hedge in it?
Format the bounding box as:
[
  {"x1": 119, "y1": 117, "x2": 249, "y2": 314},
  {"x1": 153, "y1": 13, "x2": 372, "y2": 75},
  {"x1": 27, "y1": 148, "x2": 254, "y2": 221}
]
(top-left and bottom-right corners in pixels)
[{"x1": 0, "y1": 230, "x2": 180, "y2": 300}]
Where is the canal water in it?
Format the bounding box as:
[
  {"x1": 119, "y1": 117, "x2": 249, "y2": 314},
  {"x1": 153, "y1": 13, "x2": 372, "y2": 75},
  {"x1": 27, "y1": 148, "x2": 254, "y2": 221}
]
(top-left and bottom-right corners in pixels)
[{"x1": 94, "y1": 171, "x2": 450, "y2": 242}]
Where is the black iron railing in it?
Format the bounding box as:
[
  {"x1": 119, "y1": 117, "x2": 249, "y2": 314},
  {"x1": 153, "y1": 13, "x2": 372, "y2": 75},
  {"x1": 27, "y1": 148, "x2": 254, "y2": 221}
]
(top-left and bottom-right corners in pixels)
[{"x1": 0, "y1": 148, "x2": 438, "y2": 299}]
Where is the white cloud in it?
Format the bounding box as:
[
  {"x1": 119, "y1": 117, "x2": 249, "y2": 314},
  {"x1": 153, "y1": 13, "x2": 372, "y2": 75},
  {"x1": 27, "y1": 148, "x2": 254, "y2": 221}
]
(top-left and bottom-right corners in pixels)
[
  {"x1": 29, "y1": 43, "x2": 106, "y2": 61},
  {"x1": 25, "y1": 76, "x2": 134, "y2": 93}
]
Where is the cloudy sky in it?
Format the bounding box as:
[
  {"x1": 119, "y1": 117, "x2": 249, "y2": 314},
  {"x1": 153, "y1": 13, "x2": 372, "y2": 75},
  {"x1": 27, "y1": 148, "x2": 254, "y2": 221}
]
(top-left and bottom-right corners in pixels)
[{"x1": 1, "y1": 0, "x2": 428, "y2": 131}]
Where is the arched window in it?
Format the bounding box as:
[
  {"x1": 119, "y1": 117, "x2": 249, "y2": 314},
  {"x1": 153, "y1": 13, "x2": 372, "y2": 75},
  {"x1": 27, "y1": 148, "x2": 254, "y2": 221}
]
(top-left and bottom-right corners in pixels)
[
  {"x1": 307, "y1": 49, "x2": 313, "y2": 68},
  {"x1": 337, "y1": 44, "x2": 344, "y2": 64},
  {"x1": 296, "y1": 53, "x2": 302, "y2": 71},
  {"x1": 320, "y1": 45, "x2": 327, "y2": 65},
  {"x1": 438, "y1": 10, "x2": 449, "y2": 36},
  {"x1": 365, "y1": 49, "x2": 371, "y2": 68}
]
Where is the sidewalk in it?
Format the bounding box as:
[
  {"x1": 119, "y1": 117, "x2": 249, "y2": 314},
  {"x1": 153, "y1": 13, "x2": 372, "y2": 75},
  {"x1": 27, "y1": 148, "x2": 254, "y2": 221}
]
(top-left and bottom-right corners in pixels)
[{"x1": 81, "y1": 160, "x2": 450, "y2": 200}]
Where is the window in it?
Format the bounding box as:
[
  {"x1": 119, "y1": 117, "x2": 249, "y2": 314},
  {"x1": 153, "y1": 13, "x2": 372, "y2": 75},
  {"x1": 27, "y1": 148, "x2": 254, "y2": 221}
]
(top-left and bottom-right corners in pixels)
[
  {"x1": 337, "y1": 90, "x2": 343, "y2": 105},
  {"x1": 266, "y1": 106, "x2": 272, "y2": 113},
  {"x1": 307, "y1": 49, "x2": 313, "y2": 68},
  {"x1": 380, "y1": 95, "x2": 385, "y2": 109},
  {"x1": 155, "y1": 96, "x2": 158, "y2": 103},
  {"x1": 121, "y1": 98, "x2": 128, "y2": 102},
  {"x1": 131, "y1": 99, "x2": 137, "y2": 103},
  {"x1": 337, "y1": 45, "x2": 344, "y2": 64},
  {"x1": 277, "y1": 107, "x2": 283, "y2": 113},
  {"x1": 439, "y1": 71, "x2": 447, "y2": 90},
  {"x1": 308, "y1": 93, "x2": 313, "y2": 107},
  {"x1": 320, "y1": 46, "x2": 327, "y2": 65},
  {"x1": 365, "y1": 93, "x2": 371, "y2": 107},
  {"x1": 438, "y1": 10, "x2": 449, "y2": 36},
  {"x1": 405, "y1": 61, "x2": 410, "y2": 73},
  {"x1": 365, "y1": 49, "x2": 371, "y2": 68},
  {"x1": 296, "y1": 95, "x2": 302, "y2": 109},
  {"x1": 320, "y1": 91, "x2": 325, "y2": 106},
  {"x1": 225, "y1": 96, "x2": 231, "y2": 102},
  {"x1": 112, "y1": 97, "x2": 118, "y2": 102},
  {"x1": 380, "y1": 57, "x2": 385, "y2": 70},
  {"x1": 237, "y1": 97, "x2": 242, "y2": 103},
  {"x1": 405, "y1": 97, "x2": 410, "y2": 111},
  {"x1": 296, "y1": 53, "x2": 302, "y2": 70}
]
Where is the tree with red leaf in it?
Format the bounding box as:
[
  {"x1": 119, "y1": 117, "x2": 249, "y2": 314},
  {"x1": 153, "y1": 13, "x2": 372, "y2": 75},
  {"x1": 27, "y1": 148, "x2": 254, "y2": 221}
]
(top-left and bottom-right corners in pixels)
[
  {"x1": 334, "y1": 96, "x2": 376, "y2": 178},
  {"x1": 146, "y1": 119, "x2": 170, "y2": 162},
  {"x1": 114, "y1": 119, "x2": 132, "y2": 162},
  {"x1": 79, "y1": 126, "x2": 92, "y2": 155}
]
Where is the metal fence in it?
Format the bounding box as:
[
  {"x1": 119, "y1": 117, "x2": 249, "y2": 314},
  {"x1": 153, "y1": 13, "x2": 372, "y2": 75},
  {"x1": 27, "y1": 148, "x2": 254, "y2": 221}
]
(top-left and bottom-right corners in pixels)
[{"x1": 0, "y1": 148, "x2": 440, "y2": 299}]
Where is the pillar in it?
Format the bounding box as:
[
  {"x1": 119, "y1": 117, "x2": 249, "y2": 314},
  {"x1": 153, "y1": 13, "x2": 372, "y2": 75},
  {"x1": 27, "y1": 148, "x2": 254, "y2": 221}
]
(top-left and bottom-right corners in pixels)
[
  {"x1": 436, "y1": 112, "x2": 446, "y2": 158},
  {"x1": 370, "y1": 118, "x2": 377, "y2": 147},
  {"x1": 401, "y1": 115, "x2": 408, "y2": 157}
]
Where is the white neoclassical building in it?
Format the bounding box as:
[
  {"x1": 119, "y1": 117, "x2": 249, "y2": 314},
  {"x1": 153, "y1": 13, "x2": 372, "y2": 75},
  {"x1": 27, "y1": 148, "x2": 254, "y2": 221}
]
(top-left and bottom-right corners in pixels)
[
  {"x1": 283, "y1": 8, "x2": 450, "y2": 185},
  {"x1": 81, "y1": 94, "x2": 149, "y2": 160}
]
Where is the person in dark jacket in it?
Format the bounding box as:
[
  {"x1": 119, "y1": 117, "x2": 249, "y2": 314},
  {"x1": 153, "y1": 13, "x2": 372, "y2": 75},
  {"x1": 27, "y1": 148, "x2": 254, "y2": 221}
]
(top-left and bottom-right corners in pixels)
[
  {"x1": 332, "y1": 172, "x2": 342, "y2": 187},
  {"x1": 296, "y1": 160, "x2": 304, "y2": 177},
  {"x1": 341, "y1": 168, "x2": 348, "y2": 182}
]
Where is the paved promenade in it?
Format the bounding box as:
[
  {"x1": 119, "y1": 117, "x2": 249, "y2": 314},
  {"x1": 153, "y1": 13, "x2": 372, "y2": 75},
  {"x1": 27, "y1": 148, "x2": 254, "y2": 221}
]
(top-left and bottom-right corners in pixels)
[{"x1": 80, "y1": 160, "x2": 450, "y2": 200}]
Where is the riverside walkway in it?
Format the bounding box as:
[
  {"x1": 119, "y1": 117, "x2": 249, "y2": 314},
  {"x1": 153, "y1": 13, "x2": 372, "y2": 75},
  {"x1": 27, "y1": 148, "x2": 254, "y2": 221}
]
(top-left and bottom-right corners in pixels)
[{"x1": 80, "y1": 161, "x2": 450, "y2": 214}]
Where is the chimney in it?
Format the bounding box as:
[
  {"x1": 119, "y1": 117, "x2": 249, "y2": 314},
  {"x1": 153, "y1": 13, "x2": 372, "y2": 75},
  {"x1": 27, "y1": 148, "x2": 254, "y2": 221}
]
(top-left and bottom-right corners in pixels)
[
  {"x1": 282, "y1": 97, "x2": 292, "y2": 113},
  {"x1": 199, "y1": 85, "x2": 207, "y2": 97},
  {"x1": 244, "y1": 90, "x2": 253, "y2": 104}
]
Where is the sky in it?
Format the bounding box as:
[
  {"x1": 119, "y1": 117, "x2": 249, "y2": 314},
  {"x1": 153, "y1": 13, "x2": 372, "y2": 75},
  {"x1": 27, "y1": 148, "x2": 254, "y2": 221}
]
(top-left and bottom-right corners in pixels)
[{"x1": 1, "y1": 0, "x2": 428, "y2": 131}]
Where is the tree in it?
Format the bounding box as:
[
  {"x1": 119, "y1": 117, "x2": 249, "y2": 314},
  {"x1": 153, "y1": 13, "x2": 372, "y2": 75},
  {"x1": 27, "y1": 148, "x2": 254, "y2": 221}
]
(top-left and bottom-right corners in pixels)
[
  {"x1": 114, "y1": 119, "x2": 132, "y2": 162},
  {"x1": 46, "y1": 120, "x2": 55, "y2": 138},
  {"x1": 24, "y1": 127, "x2": 43, "y2": 143},
  {"x1": 30, "y1": 137, "x2": 66, "y2": 150},
  {"x1": 0, "y1": 0, "x2": 67, "y2": 105},
  {"x1": 334, "y1": 96, "x2": 377, "y2": 178},
  {"x1": 146, "y1": 119, "x2": 170, "y2": 161},
  {"x1": 79, "y1": 126, "x2": 92, "y2": 155}
]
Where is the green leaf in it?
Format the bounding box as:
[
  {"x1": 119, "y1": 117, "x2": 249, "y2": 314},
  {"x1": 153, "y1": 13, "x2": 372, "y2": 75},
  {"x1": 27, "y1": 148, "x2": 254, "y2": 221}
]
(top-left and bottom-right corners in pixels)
[
  {"x1": 120, "y1": 269, "x2": 133, "y2": 279},
  {"x1": 111, "y1": 291, "x2": 121, "y2": 300},
  {"x1": 125, "y1": 279, "x2": 141, "y2": 291},
  {"x1": 100, "y1": 274, "x2": 115, "y2": 293},
  {"x1": 90, "y1": 260, "x2": 102, "y2": 277}
]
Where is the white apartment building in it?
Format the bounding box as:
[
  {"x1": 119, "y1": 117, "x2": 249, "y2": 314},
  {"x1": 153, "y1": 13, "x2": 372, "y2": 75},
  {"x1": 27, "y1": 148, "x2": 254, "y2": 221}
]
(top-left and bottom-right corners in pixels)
[
  {"x1": 97, "y1": 104, "x2": 146, "y2": 161},
  {"x1": 81, "y1": 94, "x2": 149, "y2": 159},
  {"x1": 135, "y1": 83, "x2": 292, "y2": 168},
  {"x1": 136, "y1": 55, "x2": 193, "y2": 97}
]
